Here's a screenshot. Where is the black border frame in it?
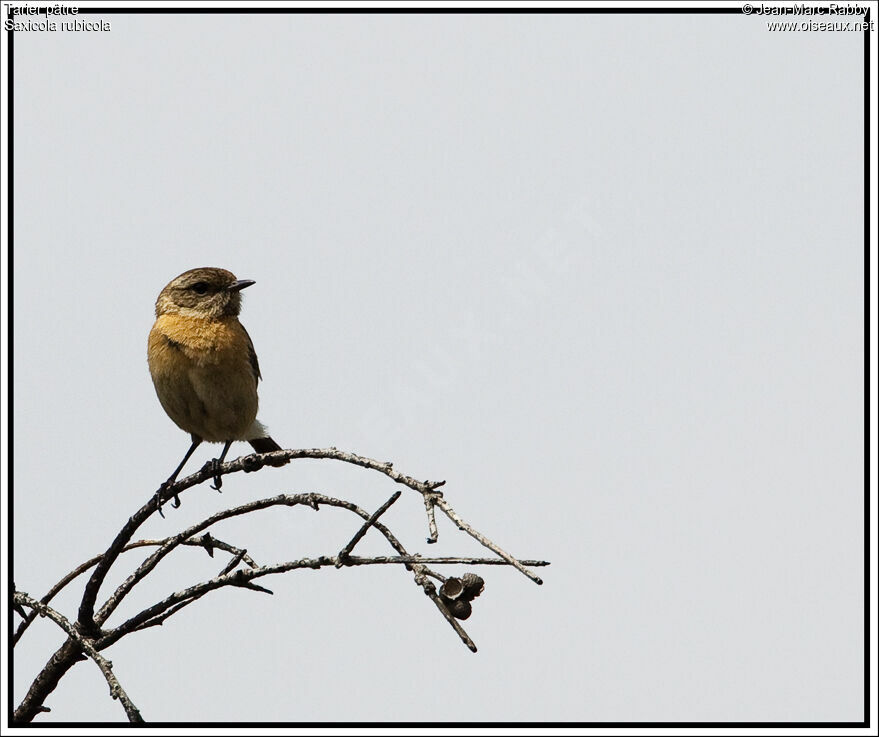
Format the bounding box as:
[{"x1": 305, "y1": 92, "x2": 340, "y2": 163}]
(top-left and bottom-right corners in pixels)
[{"x1": 5, "y1": 3, "x2": 872, "y2": 729}]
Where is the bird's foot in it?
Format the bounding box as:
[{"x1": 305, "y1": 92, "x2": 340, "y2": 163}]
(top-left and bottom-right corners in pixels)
[
  {"x1": 209, "y1": 459, "x2": 223, "y2": 492},
  {"x1": 153, "y1": 481, "x2": 181, "y2": 518}
]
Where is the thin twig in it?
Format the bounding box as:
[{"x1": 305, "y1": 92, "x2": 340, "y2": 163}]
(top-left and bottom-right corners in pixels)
[
  {"x1": 166, "y1": 447, "x2": 446, "y2": 501},
  {"x1": 99, "y1": 557, "x2": 334, "y2": 644},
  {"x1": 94, "y1": 493, "x2": 481, "y2": 653},
  {"x1": 94, "y1": 494, "x2": 341, "y2": 639},
  {"x1": 17, "y1": 447, "x2": 546, "y2": 722},
  {"x1": 218, "y1": 549, "x2": 248, "y2": 577},
  {"x1": 123, "y1": 554, "x2": 546, "y2": 632},
  {"x1": 14, "y1": 592, "x2": 144, "y2": 723},
  {"x1": 96, "y1": 500, "x2": 326, "y2": 626},
  {"x1": 412, "y1": 569, "x2": 477, "y2": 652},
  {"x1": 333, "y1": 556, "x2": 550, "y2": 566},
  {"x1": 423, "y1": 492, "x2": 440, "y2": 544},
  {"x1": 130, "y1": 591, "x2": 210, "y2": 633},
  {"x1": 78, "y1": 447, "x2": 444, "y2": 633},
  {"x1": 78, "y1": 499, "x2": 165, "y2": 633},
  {"x1": 14, "y1": 536, "x2": 254, "y2": 646},
  {"x1": 336, "y1": 491, "x2": 402, "y2": 566},
  {"x1": 432, "y1": 496, "x2": 543, "y2": 585},
  {"x1": 97, "y1": 554, "x2": 478, "y2": 655}
]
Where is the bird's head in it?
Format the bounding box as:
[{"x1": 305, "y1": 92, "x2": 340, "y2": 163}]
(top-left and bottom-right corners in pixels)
[{"x1": 155, "y1": 267, "x2": 255, "y2": 319}]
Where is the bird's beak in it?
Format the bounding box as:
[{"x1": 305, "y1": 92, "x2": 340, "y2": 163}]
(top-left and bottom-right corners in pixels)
[{"x1": 227, "y1": 279, "x2": 255, "y2": 292}]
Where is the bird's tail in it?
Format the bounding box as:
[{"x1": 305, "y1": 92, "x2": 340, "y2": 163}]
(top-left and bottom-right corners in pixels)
[
  {"x1": 249, "y1": 436, "x2": 283, "y2": 453},
  {"x1": 246, "y1": 420, "x2": 283, "y2": 454}
]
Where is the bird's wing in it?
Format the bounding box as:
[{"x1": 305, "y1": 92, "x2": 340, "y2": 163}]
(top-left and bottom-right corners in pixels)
[{"x1": 240, "y1": 323, "x2": 262, "y2": 383}]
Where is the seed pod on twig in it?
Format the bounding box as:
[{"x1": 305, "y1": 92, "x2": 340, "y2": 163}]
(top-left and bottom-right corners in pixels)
[
  {"x1": 460, "y1": 573, "x2": 484, "y2": 600},
  {"x1": 440, "y1": 577, "x2": 465, "y2": 601},
  {"x1": 444, "y1": 597, "x2": 472, "y2": 620}
]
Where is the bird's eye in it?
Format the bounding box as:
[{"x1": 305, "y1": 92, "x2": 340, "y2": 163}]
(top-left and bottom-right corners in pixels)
[{"x1": 191, "y1": 282, "x2": 209, "y2": 295}]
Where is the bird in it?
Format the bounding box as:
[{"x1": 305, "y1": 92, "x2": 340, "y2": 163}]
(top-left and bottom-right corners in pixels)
[{"x1": 147, "y1": 267, "x2": 283, "y2": 510}]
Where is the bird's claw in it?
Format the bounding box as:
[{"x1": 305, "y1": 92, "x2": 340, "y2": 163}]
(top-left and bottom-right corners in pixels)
[
  {"x1": 153, "y1": 491, "x2": 165, "y2": 518},
  {"x1": 154, "y1": 481, "x2": 182, "y2": 518},
  {"x1": 209, "y1": 459, "x2": 223, "y2": 492}
]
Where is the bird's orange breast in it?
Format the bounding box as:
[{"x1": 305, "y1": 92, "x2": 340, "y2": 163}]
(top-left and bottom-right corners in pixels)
[{"x1": 148, "y1": 314, "x2": 259, "y2": 442}]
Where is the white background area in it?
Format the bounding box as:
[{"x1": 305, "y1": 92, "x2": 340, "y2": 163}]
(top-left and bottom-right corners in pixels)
[{"x1": 9, "y1": 11, "x2": 867, "y2": 722}]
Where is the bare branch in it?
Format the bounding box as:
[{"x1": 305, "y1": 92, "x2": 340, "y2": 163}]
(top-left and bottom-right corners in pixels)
[
  {"x1": 218, "y1": 549, "x2": 248, "y2": 577},
  {"x1": 96, "y1": 516, "x2": 283, "y2": 627},
  {"x1": 130, "y1": 591, "x2": 210, "y2": 633},
  {"x1": 77, "y1": 447, "x2": 444, "y2": 633},
  {"x1": 412, "y1": 569, "x2": 477, "y2": 652},
  {"x1": 15, "y1": 535, "x2": 255, "y2": 646},
  {"x1": 123, "y1": 552, "x2": 547, "y2": 632},
  {"x1": 13, "y1": 592, "x2": 144, "y2": 723},
  {"x1": 91, "y1": 492, "x2": 480, "y2": 653},
  {"x1": 78, "y1": 498, "x2": 161, "y2": 634},
  {"x1": 16, "y1": 448, "x2": 547, "y2": 722},
  {"x1": 336, "y1": 490, "x2": 402, "y2": 566},
  {"x1": 432, "y1": 496, "x2": 544, "y2": 585},
  {"x1": 166, "y1": 447, "x2": 447, "y2": 501},
  {"x1": 97, "y1": 552, "x2": 479, "y2": 655},
  {"x1": 423, "y1": 492, "x2": 440, "y2": 544},
  {"x1": 94, "y1": 493, "x2": 337, "y2": 627},
  {"x1": 99, "y1": 557, "x2": 333, "y2": 644},
  {"x1": 332, "y1": 555, "x2": 550, "y2": 567}
]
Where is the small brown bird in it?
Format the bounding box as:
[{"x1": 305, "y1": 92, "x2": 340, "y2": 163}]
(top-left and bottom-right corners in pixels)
[{"x1": 148, "y1": 267, "x2": 282, "y2": 508}]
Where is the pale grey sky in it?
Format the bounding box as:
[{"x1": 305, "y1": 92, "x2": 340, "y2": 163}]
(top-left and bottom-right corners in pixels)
[{"x1": 10, "y1": 10, "x2": 865, "y2": 722}]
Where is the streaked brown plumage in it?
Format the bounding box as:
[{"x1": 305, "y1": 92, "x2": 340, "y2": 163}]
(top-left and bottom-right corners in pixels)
[{"x1": 148, "y1": 267, "x2": 282, "y2": 507}]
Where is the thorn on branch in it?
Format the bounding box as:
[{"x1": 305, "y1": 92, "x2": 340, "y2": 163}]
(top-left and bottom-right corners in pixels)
[
  {"x1": 201, "y1": 533, "x2": 215, "y2": 558},
  {"x1": 231, "y1": 570, "x2": 273, "y2": 595},
  {"x1": 240, "y1": 582, "x2": 274, "y2": 595}
]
